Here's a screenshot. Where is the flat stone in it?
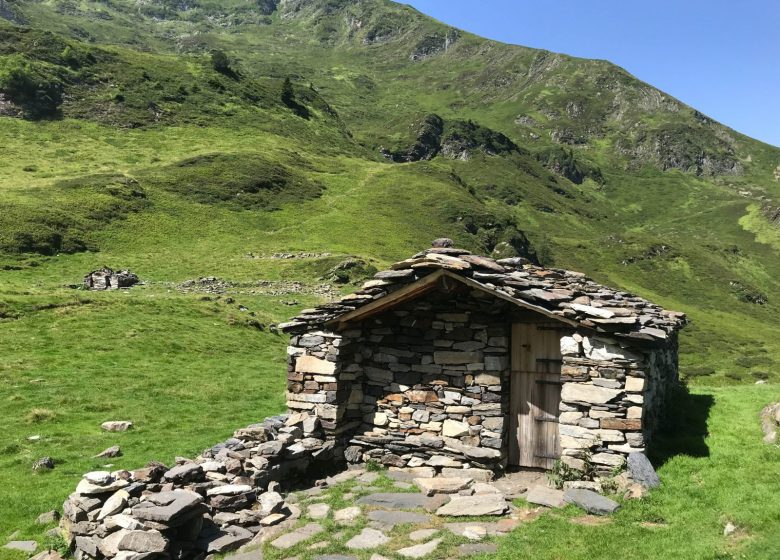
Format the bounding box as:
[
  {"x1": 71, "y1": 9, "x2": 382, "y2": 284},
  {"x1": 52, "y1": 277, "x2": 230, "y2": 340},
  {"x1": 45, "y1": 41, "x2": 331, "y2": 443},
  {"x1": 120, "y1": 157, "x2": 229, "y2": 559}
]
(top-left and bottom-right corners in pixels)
[
  {"x1": 564, "y1": 489, "x2": 621, "y2": 515},
  {"x1": 409, "y1": 529, "x2": 439, "y2": 542},
  {"x1": 315, "y1": 556, "x2": 358, "y2": 560},
  {"x1": 414, "y1": 477, "x2": 472, "y2": 496},
  {"x1": 388, "y1": 467, "x2": 436, "y2": 480},
  {"x1": 561, "y1": 383, "x2": 621, "y2": 405},
  {"x1": 458, "y1": 543, "x2": 498, "y2": 556},
  {"x1": 207, "y1": 484, "x2": 253, "y2": 496},
  {"x1": 3, "y1": 541, "x2": 37, "y2": 553},
  {"x1": 356, "y1": 493, "x2": 447, "y2": 512},
  {"x1": 397, "y1": 538, "x2": 442, "y2": 558},
  {"x1": 333, "y1": 506, "x2": 362, "y2": 524},
  {"x1": 132, "y1": 490, "x2": 203, "y2": 524},
  {"x1": 627, "y1": 453, "x2": 661, "y2": 489},
  {"x1": 345, "y1": 528, "x2": 390, "y2": 550},
  {"x1": 98, "y1": 529, "x2": 129, "y2": 557},
  {"x1": 367, "y1": 510, "x2": 431, "y2": 527},
  {"x1": 163, "y1": 462, "x2": 203, "y2": 483},
  {"x1": 307, "y1": 503, "x2": 331, "y2": 519},
  {"x1": 271, "y1": 523, "x2": 324, "y2": 549},
  {"x1": 436, "y1": 494, "x2": 508, "y2": 516},
  {"x1": 97, "y1": 489, "x2": 129, "y2": 520},
  {"x1": 442, "y1": 419, "x2": 470, "y2": 438},
  {"x1": 205, "y1": 532, "x2": 252, "y2": 554},
  {"x1": 76, "y1": 477, "x2": 129, "y2": 496},
  {"x1": 118, "y1": 529, "x2": 167, "y2": 553},
  {"x1": 295, "y1": 355, "x2": 336, "y2": 375},
  {"x1": 440, "y1": 468, "x2": 494, "y2": 482},
  {"x1": 101, "y1": 421, "x2": 133, "y2": 432},
  {"x1": 525, "y1": 486, "x2": 566, "y2": 508}
]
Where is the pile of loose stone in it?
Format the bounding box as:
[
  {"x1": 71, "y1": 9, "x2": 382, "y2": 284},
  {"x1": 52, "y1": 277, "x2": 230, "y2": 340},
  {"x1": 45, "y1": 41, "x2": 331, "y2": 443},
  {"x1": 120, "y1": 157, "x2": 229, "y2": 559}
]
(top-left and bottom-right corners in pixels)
[{"x1": 61, "y1": 413, "x2": 335, "y2": 560}]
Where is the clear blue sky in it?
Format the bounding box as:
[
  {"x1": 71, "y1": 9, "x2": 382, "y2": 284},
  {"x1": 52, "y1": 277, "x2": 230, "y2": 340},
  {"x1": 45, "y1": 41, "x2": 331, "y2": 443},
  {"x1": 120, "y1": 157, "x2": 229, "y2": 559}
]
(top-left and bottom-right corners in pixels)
[{"x1": 405, "y1": 0, "x2": 780, "y2": 147}]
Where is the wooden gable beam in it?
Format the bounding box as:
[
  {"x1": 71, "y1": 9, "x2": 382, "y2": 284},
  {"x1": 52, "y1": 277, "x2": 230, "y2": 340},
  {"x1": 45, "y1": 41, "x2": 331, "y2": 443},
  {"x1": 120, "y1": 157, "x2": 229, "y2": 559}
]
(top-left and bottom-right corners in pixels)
[{"x1": 328, "y1": 268, "x2": 581, "y2": 330}]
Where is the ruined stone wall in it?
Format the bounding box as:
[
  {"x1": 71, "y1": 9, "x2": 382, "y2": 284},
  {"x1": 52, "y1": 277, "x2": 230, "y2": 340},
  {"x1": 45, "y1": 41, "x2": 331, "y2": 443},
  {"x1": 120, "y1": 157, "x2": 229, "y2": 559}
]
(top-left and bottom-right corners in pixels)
[
  {"x1": 340, "y1": 290, "x2": 514, "y2": 475},
  {"x1": 558, "y1": 333, "x2": 677, "y2": 472},
  {"x1": 62, "y1": 413, "x2": 336, "y2": 560}
]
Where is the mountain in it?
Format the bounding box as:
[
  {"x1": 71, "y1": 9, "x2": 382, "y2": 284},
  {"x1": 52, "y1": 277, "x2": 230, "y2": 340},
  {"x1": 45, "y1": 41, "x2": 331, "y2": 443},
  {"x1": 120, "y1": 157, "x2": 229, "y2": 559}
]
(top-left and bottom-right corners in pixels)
[{"x1": 1, "y1": 0, "x2": 780, "y2": 385}]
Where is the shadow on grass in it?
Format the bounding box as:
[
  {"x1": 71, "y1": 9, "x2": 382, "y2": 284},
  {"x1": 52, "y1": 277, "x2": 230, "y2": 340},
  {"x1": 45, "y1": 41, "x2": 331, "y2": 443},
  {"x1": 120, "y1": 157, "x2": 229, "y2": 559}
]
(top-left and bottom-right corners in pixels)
[{"x1": 649, "y1": 384, "x2": 714, "y2": 467}]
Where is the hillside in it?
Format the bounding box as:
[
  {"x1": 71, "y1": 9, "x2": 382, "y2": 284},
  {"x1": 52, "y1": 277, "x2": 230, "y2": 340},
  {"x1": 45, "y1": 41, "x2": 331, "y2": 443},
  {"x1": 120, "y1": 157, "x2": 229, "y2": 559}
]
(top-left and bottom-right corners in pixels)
[{"x1": 0, "y1": 1, "x2": 779, "y2": 557}]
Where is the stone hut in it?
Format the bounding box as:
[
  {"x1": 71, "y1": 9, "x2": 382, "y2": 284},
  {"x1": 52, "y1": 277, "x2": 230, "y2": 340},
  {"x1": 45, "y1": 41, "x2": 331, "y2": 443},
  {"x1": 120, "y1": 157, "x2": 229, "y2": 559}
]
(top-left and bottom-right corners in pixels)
[
  {"x1": 83, "y1": 268, "x2": 139, "y2": 290},
  {"x1": 280, "y1": 240, "x2": 686, "y2": 477}
]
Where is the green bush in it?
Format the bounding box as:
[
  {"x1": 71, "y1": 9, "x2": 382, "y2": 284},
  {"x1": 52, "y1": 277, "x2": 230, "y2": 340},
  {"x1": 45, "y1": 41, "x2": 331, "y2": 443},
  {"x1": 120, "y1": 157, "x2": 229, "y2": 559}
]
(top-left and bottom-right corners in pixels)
[{"x1": 0, "y1": 56, "x2": 64, "y2": 118}]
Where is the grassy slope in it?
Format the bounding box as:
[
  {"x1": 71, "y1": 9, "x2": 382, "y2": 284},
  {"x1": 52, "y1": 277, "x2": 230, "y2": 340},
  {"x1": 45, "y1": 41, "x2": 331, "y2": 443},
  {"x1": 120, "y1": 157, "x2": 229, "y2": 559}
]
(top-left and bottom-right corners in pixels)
[{"x1": 0, "y1": 1, "x2": 779, "y2": 558}]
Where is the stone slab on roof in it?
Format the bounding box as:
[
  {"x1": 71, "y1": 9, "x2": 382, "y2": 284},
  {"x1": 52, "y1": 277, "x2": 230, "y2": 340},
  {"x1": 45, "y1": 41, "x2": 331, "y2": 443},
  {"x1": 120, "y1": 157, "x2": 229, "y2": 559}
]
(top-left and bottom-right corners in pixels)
[{"x1": 280, "y1": 242, "x2": 686, "y2": 344}]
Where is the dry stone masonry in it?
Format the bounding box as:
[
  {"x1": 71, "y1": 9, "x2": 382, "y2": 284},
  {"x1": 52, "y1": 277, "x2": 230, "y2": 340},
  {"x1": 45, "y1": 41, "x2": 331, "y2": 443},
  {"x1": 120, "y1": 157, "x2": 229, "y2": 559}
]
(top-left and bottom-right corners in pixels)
[
  {"x1": 282, "y1": 240, "x2": 686, "y2": 476},
  {"x1": 62, "y1": 413, "x2": 336, "y2": 560}
]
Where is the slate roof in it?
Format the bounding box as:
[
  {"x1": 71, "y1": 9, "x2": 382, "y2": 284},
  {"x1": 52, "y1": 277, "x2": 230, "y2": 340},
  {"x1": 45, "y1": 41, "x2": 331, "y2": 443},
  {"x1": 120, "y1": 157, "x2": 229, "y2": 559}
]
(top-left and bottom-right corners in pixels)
[{"x1": 280, "y1": 241, "x2": 687, "y2": 344}]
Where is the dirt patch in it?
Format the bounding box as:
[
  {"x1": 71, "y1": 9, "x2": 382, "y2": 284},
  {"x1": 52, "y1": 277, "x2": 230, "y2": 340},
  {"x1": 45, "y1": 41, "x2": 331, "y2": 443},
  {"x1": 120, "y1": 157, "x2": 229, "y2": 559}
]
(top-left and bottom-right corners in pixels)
[{"x1": 570, "y1": 515, "x2": 612, "y2": 526}]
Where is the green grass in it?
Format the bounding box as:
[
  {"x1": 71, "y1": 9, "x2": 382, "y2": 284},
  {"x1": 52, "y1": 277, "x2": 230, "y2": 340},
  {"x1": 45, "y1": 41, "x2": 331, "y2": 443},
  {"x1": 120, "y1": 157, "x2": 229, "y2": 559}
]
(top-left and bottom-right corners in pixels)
[{"x1": 0, "y1": 1, "x2": 780, "y2": 558}]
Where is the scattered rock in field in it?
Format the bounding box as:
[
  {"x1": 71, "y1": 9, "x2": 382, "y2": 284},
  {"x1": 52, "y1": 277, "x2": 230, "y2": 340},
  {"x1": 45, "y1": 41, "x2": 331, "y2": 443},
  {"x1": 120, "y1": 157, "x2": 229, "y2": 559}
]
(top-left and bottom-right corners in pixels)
[
  {"x1": 627, "y1": 453, "x2": 661, "y2": 488},
  {"x1": 525, "y1": 486, "x2": 566, "y2": 508},
  {"x1": 27, "y1": 435, "x2": 41, "y2": 442},
  {"x1": 32, "y1": 457, "x2": 55, "y2": 471},
  {"x1": 3, "y1": 541, "x2": 38, "y2": 553},
  {"x1": 94, "y1": 445, "x2": 122, "y2": 458},
  {"x1": 760, "y1": 402, "x2": 779, "y2": 444},
  {"x1": 101, "y1": 421, "x2": 133, "y2": 432},
  {"x1": 724, "y1": 522, "x2": 737, "y2": 537},
  {"x1": 563, "y1": 489, "x2": 620, "y2": 516},
  {"x1": 345, "y1": 528, "x2": 390, "y2": 549},
  {"x1": 397, "y1": 538, "x2": 442, "y2": 558},
  {"x1": 36, "y1": 511, "x2": 60, "y2": 525}
]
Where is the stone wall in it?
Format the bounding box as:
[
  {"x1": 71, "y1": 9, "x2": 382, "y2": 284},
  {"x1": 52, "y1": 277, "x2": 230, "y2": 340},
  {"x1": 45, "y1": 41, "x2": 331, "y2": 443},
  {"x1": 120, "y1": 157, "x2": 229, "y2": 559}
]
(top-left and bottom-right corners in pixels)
[
  {"x1": 558, "y1": 333, "x2": 677, "y2": 472},
  {"x1": 62, "y1": 413, "x2": 336, "y2": 560},
  {"x1": 346, "y1": 290, "x2": 515, "y2": 474},
  {"x1": 285, "y1": 293, "x2": 680, "y2": 478}
]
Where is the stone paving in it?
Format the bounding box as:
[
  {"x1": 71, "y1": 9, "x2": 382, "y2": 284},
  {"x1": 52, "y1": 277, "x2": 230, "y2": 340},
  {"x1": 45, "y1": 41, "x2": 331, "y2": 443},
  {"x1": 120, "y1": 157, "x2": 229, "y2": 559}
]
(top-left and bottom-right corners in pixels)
[{"x1": 221, "y1": 467, "x2": 623, "y2": 560}]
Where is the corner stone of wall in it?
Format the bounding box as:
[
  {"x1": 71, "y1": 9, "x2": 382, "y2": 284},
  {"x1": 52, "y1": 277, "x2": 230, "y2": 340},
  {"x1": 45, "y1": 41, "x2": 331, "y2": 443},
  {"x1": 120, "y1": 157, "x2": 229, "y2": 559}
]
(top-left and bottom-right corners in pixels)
[
  {"x1": 61, "y1": 412, "x2": 337, "y2": 560},
  {"x1": 557, "y1": 332, "x2": 675, "y2": 472}
]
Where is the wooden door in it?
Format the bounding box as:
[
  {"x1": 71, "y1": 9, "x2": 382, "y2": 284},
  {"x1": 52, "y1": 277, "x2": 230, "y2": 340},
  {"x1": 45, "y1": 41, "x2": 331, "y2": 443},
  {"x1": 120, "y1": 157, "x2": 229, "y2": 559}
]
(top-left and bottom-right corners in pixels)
[{"x1": 509, "y1": 322, "x2": 563, "y2": 468}]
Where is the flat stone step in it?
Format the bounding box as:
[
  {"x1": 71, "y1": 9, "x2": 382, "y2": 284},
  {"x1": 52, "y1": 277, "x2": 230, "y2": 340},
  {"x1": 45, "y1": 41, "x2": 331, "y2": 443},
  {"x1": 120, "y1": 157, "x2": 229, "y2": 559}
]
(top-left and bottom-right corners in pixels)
[
  {"x1": 367, "y1": 510, "x2": 431, "y2": 528},
  {"x1": 436, "y1": 494, "x2": 509, "y2": 517},
  {"x1": 270, "y1": 522, "x2": 324, "y2": 549},
  {"x1": 525, "y1": 486, "x2": 566, "y2": 508},
  {"x1": 356, "y1": 493, "x2": 448, "y2": 512}
]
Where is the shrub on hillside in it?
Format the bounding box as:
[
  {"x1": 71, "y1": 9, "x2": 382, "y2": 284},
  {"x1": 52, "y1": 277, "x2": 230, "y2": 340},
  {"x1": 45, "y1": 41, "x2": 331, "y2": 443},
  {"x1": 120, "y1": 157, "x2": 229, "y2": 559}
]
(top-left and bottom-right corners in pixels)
[{"x1": 0, "y1": 56, "x2": 63, "y2": 118}]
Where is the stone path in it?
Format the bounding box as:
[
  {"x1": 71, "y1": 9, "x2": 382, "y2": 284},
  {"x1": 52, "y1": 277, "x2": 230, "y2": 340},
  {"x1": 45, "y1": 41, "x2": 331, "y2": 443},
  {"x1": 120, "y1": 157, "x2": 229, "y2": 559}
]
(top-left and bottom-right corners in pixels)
[
  {"x1": 218, "y1": 467, "x2": 619, "y2": 560},
  {"x1": 216, "y1": 466, "x2": 630, "y2": 560}
]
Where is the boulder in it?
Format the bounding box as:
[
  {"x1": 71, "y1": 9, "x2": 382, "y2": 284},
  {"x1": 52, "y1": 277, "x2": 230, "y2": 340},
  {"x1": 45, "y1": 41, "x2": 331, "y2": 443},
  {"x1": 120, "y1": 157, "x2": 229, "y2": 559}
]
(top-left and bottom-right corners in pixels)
[
  {"x1": 627, "y1": 453, "x2": 660, "y2": 488},
  {"x1": 101, "y1": 421, "x2": 133, "y2": 432}
]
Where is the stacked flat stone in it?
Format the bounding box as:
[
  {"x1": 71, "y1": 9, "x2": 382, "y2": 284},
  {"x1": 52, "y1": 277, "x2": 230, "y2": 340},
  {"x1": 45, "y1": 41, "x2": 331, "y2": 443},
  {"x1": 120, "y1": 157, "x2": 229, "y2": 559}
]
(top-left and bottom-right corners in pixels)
[
  {"x1": 281, "y1": 244, "x2": 686, "y2": 475},
  {"x1": 279, "y1": 246, "x2": 687, "y2": 341},
  {"x1": 62, "y1": 413, "x2": 334, "y2": 560}
]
